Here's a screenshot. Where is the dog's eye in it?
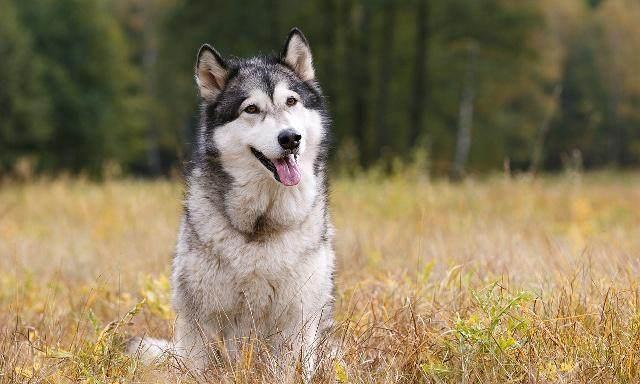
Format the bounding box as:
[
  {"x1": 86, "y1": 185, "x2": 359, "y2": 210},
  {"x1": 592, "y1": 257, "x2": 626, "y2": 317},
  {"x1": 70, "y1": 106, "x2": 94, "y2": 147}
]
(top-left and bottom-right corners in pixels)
[
  {"x1": 286, "y1": 97, "x2": 297, "y2": 107},
  {"x1": 244, "y1": 105, "x2": 259, "y2": 114}
]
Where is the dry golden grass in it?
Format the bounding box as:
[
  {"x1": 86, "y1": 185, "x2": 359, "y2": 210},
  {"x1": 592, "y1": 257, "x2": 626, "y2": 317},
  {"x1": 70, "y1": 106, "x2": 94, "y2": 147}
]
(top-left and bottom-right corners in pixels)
[{"x1": 1, "y1": 172, "x2": 639, "y2": 383}]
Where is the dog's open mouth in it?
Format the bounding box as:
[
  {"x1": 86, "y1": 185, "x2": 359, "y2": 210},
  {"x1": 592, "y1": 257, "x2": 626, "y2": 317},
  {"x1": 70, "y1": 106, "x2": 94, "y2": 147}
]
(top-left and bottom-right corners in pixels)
[{"x1": 250, "y1": 147, "x2": 301, "y2": 186}]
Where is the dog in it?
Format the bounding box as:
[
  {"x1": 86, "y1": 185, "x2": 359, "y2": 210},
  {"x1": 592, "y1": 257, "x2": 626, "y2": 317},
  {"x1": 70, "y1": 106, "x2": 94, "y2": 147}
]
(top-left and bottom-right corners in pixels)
[{"x1": 127, "y1": 28, "x2": 334, "y2": 378}]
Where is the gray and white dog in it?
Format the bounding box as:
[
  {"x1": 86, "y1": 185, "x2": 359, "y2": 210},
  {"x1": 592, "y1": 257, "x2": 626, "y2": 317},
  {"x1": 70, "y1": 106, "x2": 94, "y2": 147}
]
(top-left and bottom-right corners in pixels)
[{"x1": 128, "y1": 28, "x2": 334, "y2": 377}]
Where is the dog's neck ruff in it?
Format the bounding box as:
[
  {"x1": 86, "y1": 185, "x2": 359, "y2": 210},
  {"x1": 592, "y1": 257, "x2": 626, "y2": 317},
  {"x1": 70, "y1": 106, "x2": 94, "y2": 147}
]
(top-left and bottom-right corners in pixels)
[{"x1": 189, "y1": 162, "x2": 321, "y2": 241}]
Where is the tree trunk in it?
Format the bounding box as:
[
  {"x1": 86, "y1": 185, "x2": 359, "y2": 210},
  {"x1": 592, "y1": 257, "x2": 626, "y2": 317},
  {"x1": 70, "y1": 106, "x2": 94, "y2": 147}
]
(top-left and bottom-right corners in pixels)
[
  {"x1": 605, "y1": 26, "x2": 623, "y2": 166},
  {"x1": 409, "y1": 0, "x2": 429, "y2": 147},
  {"x1": 143, "y1": 0, "x2": 161, "y2": 175},
  {"x1": 373, "y1": 0, "x2": 396, "y2": 164},
  {"x1": 451, "y1": 42, "x2": 478, "y2": 180},
  {"x1": 322, "y1": 0, "x2": 337, "y2": 101},
  {"x1": 348, "y1": 0, "x2": 371, "y2": 165},
  {"x1": 607, "y1": 88, "x2": 622, "y2": 166},
  {"x1": 530, "y1": 84, "x2": 562, "y2": 175}
]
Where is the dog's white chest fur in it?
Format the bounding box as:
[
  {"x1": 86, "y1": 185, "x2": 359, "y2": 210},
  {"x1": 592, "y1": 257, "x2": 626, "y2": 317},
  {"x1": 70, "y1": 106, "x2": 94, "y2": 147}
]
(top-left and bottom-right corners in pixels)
[{"x1": 170, "y1": 169, "x2": 334, "y2": 363}]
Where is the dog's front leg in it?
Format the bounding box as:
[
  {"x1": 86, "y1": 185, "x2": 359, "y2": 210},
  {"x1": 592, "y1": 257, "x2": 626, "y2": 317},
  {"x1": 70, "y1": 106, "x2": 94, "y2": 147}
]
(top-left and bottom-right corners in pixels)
[
  {"x1": 287, "y1": 314, "x2": 321, "y2": 382},
  {"x1": 173, "y1": 315, "x2": 211, "y2": 373},
  {"x1": 301, "y1": 325, "x2": 319, "y2": 382}
]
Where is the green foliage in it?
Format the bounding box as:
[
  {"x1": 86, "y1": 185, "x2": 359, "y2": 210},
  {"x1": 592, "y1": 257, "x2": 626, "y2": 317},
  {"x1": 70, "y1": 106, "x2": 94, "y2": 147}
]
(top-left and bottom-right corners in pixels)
[
  {"x1": 1, "y1": 0, "x2": 640, "y2": 176},
  {"x1": 0, "y1": 0, "x2": 51, "y2": 171},
  {"x1": 453, "y1": 283, "x2": 533, "y2": 356},
  {"x1": 3, "y1": 0, "x2": 146, "y2": 176}
]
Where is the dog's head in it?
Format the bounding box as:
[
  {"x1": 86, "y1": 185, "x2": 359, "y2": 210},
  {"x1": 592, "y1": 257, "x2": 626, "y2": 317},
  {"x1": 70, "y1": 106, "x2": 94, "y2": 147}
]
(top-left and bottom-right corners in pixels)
[{"x1": 195, "y1": 28, "x2": 327, "y2": 187}]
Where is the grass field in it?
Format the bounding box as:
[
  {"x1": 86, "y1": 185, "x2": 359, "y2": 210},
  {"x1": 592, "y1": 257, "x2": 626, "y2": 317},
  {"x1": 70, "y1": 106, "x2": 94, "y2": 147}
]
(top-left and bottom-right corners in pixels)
[{"x1": 1, "y1": 173, "x2": 639, "y2": 383}]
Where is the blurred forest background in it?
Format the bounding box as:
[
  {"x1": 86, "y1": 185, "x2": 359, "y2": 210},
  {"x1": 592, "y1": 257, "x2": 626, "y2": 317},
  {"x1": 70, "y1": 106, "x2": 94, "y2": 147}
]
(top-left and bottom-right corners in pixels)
[{"x1": 1, "y1": 0, "x2": 639, "y2": 178}]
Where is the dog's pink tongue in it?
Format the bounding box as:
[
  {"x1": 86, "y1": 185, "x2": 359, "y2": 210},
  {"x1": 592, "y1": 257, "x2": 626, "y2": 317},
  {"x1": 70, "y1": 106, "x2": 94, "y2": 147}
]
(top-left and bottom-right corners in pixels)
[{"x1": 274, "y1": 156, "x2": 301, "y2": 186}]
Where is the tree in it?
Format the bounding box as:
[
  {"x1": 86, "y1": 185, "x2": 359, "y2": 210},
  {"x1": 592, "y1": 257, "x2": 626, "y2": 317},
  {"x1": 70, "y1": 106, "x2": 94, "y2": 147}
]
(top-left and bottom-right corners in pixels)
[
  {"x1": 113, "y1": 0, "x2": 177, "y2": 174},
  {"x1": 346, "y1": 0, "x2": 373, "y2": 165},
  {"x1": 528, "y1": 0, "x2": 583, "y2": 173},
  {"x1": 2, "y1": 0, "x2": 630, "y2": 176},
  {"x1": 373, "y1": 0, "x2": 397, "y2": 165},
  {"x1": 596, "y1": 0, "x2": 640, "y2": 166},
  {"x1": 408, "y1": 0, "x2": 430, "y2": 147},
  {"x1": 439, "y1": 0, "x2": 541, "y2": 177},
  {"x1": 15, "y1": 0, "x2": 146, "y2": 176},
  {"x1": 451, "y1": 42, "x2": 478, "y2": 180},
  {"x1": 0, "y1": 0, "x2": 51, "y2": 173}
]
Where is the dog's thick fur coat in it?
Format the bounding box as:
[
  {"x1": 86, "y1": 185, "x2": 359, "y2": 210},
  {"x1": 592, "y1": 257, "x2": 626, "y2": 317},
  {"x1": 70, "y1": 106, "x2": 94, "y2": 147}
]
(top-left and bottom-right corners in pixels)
[{"x1": 128, "y1": 29, "x2": 334, "y2": 377}]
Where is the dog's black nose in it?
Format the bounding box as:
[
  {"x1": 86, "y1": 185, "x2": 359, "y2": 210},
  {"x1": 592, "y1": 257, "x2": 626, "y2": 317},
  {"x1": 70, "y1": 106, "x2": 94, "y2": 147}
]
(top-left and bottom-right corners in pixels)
[{"x1": 278, "y1": 129, "x2": 302, "y2": 150}]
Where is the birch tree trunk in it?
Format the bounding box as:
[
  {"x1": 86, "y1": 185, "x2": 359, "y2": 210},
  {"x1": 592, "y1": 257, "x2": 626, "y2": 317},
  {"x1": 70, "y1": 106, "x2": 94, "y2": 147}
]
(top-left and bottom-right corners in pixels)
[
  {"x1": 530, "y1": 84, "x2": 562, "y2": 174},
  {"x1": 451, "y1": 42, "x2": 478, "y2": 180}
]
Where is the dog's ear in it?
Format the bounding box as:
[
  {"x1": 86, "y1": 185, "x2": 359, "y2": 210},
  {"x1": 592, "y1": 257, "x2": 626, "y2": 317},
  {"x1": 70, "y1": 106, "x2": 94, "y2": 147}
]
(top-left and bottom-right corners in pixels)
[
  {"x1": 196, "y1": 44, "x2": 228, "y2": 101},
  {"x1": 281, "y1": 28, "x2": 315, "y2": 82}
]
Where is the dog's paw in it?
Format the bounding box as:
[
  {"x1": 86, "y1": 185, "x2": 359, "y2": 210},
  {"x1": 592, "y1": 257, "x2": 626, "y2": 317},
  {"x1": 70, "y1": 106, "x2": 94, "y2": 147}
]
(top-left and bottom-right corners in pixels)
[
  {"x1": 125, "y1": 336, "x2": 144, "y2": 355},
  {"x1": 125, "y1": 336, "x2": 171, "y2": 364}
]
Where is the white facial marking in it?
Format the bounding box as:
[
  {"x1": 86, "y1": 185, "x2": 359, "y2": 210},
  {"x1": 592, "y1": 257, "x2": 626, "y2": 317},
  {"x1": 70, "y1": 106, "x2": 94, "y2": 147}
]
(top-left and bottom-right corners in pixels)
[
  {"x1": 213, "y1": 81, "x2": 324, "y2": 188},
  {"x1": 239, "y1": 89, "x2": 272, "y2": 115}
]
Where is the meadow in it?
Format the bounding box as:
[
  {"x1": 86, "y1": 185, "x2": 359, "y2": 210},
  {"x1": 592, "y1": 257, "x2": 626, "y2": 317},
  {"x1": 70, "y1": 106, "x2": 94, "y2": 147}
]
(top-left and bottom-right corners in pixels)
[{"x1": 1, "y1": 172, "x2": 639, "y2": 383}]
